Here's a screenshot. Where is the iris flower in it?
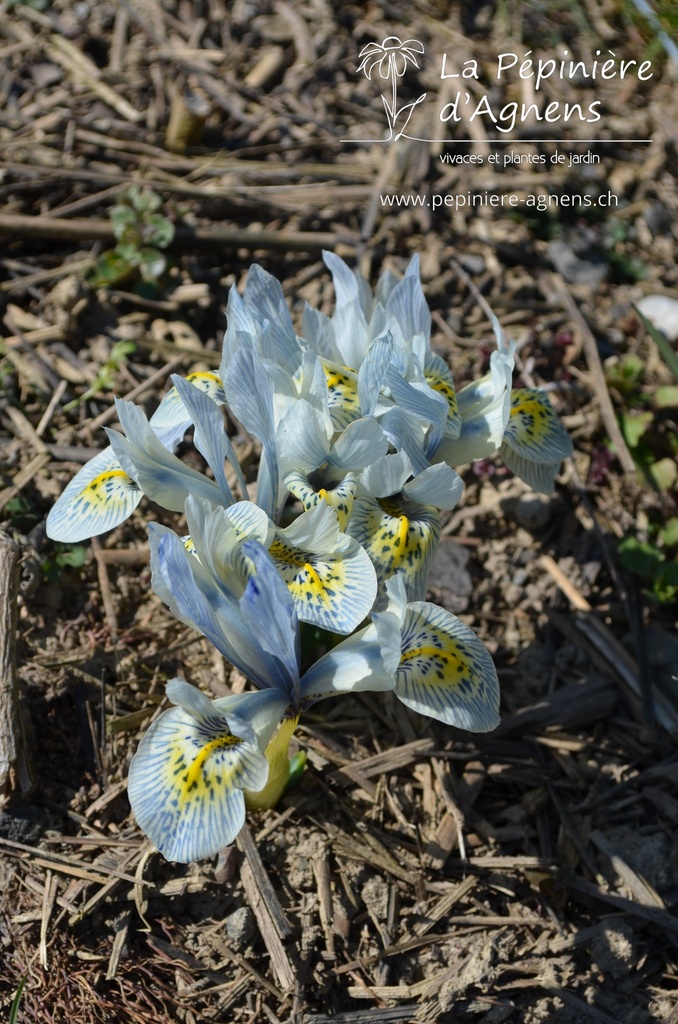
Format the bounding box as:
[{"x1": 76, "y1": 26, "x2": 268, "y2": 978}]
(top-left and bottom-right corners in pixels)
[
  {"x1": 45, "y1": 371, "x2": 226, "y2": 543},
  {"x1": 499, "y1": 389, "x2": 574, "y2": 493},
  {"x1": 130, "y1": 518, "x2": 499, "y2": 861},
  {"x1": 129, "y1": 521, "x2": 400, "y2": 861},
  {"x1": 347, "y1": 450, "x2": 463, "y2": 607}
]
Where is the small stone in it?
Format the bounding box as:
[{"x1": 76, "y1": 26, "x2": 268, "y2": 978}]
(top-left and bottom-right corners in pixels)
[
  {"x1": 591, "y1": 920, "x2": 638, "y2": 978},
  {"x1": 481, "y1": 1001, "x2": 515, "y2": 1023},
  {"x1": 636, "y1": 294, "x2": 678, "y2": 342},
  {"x1": 0, "y1": 807, "x2": 43, "y2": 845},
  {"x1": 501, "y1": 493, "x2": 554, "y2": 531},
  {"x1": 214, "y1": 846, "x2": 238, "y2": 884},
  {"x1": 547, "y1": 239, "x2": 608, "y2": 287},
  {"x1": 460, "y1": 254, "x2": 486, "y2": 276},
  {"x1": 604, "y1": 826, "x2": 674, "y2": 891},
  {"x1": 643, "y1": 202, "x2": 673, "y2": 237},
  {"x1": 225, "y1": 906, "x2": 255, "y2": 947},
  {"x1": 360, "y1": 876, "x2": 389, "y2": 921},
  {"x1": 428, "y1": 541, "x2": 472, "y2": 596}
]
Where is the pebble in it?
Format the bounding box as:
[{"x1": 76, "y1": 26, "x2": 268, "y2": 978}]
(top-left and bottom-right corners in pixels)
[
  {"x1": 643, "y1": 201, "x2": 673, "y2": 237},
  {"x1": 225, "y1": 906, "x2": 255, "y2": 947},
  {"x1": 591, "y1": 920, "x2": 638, "y2": 978},
  {"x1": 0, "y1": 807, "x2": 43, "y2": 844},
  {"x1": 501, "y1": 493, "x2": 554, "y2": 531},
  {"x1": 427, "y1": 541, "x2": 472, "y2": 596},
  {"x1": 547, "y1": 239, "x2": 608, "y2": 287},
  {"x1": 459, "y1": 254, "x2": 486, "y2": 276},
  {"x1": 636, "y1": 294, "x2": 678, "y2": 342}
]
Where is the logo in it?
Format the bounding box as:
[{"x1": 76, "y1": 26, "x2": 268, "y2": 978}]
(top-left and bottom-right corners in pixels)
[
  {"x1": 356, "y1": 36, "x2": 427, "y2": 141},
  {"x1": 352, "y1": 38, "x2": 653, "y2": 144}
]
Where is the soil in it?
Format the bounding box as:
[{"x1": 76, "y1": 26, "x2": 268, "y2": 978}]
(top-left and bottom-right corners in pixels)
[{"x1": 0, "y1": 2, "x2": 677, "y2": 1023}]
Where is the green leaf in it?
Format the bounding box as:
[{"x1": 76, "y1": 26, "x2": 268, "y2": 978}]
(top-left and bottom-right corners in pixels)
[
  {"x1": 89, "y1": 250, "x2": 133, "y2": 287},
  {"x1": 137, "y1": 247, "x2": 166, "y2": 282},
  {"x1": 136, "y1": 189, "x2": 162, "y2": 214},
  {"x1": 9, "y1": 973, "x2": 28, "y2": 1024},
  {"x1": 43, "y1": 544, "x2": 88, "y2": 581},
  {"x1": 659, "y1": 560, "x2": 678, "y2": 586},
  {"x1": 636, "y1": 306, "x2": 678, "y2": 381},
  {"x1": 4, "y1": 496, "x2": 31, "y2": 515},
  {"x1": 115, "y1": 241, "x2": 141, "y2": 264},
  {"x1": 652, "y1": 557, "x2": 678, "y2": 603},
  {"x1": 618, "y1": 537, "x2": 665, "y2": 579},
  {"x1": 109, "y1": 340, "x2": 136, "y2": 362},
  {"x1": 56, "y1": 545, "x2": 87, "y2": 569},
  {"x1": 655, "y1": 386, "x2": 678, "y2": 408},
  {"x1": 125, "y1": 185, "x2": 145, "y2": 211},
  {"x1": 286, "y1": 751, "x2": 307, "y2": 791},
  {"x1": 93, "y1": 365, "x2": 116, "y2": 391},
  {"x1": 143, "y1": 213, "x2": 175, "y2": 249},
  {"x1": 647, "y1": 457, "x2": 678, "y2": 492},
  {"x1": 621, "y1": 354, "x2": 644, "y2": 380},
  {"x1": 110, "y1": 205, "x2": 138, "y2": 240},
  {"x1": 620, "y1": 410, "x2": 653, "y2": 449},
  {"x1": 659, "y1": 518, "x2": 678, "y2": 548}
]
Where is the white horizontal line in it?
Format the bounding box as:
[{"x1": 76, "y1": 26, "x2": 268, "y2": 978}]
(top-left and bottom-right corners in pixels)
[{"x1": 343, "y1": 138, "x2": 654, "y2": 144}]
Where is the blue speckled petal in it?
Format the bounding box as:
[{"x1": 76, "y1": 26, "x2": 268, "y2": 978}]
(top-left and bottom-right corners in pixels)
[{"x1": 395, "y1": 603, "x2": 500, "y2": 732}]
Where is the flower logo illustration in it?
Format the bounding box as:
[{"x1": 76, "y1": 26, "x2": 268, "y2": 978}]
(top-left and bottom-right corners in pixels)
[{"x1": 357, "y1": 36, "x2": 427, "y2": 140}]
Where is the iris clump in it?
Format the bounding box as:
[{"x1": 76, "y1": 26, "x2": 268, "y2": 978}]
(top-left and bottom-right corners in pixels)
[{"x1": 47, "y1": 252, "x2": 572, "y2": 863}]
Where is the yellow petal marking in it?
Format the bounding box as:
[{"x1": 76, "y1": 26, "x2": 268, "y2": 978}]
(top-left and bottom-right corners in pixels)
[
  {"x1": 172, "y1": 733, "x2": 241, "y2": 809},
  {"x1": 82, "y1": 469, "x2": 134, "y2": 506}
]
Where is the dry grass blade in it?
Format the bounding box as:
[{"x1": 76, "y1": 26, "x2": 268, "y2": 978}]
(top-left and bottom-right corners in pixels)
[
  {"x1": 0, "y1": 212, "x2": 353, "y2": 252},
  {"x1": 548, "y1": 609, "x2": 678, "y2": 736},
  {"x1": 0, "y1": 531, "x2": 35, "y2": 804},
  {"x1": 548, "y1": 272, "x2": 636, "y2": 475},
  {"x1": 237, "y1": 826, "x2": 296, "y2": 990},
  {"x1": 329, "y1": 738, "x2": 435, "y2": 786},
  {"x1": 569, "y1": 876, "x2": 678, "y2": 933},
  {"x1": 38, "y1": 870, "x2": 58, "y2": 969}
]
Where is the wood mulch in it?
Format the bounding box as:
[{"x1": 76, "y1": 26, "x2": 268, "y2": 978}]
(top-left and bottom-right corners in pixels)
[{"x1": 0, "y1": 2, "x2": 677, "y2": 1022}]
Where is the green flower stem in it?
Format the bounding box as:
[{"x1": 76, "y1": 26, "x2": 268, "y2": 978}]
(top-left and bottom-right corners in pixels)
[{"x1": 244, "y1": 715, "x2": 299, "y2": 811}]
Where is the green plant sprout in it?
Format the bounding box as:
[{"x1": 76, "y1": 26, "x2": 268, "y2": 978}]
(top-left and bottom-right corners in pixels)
[
  {"x1": 618, "y1": 520, "x2": 678, "y2": 605},
  {"x1": 604, "y1": 312, "x2": 678, "y2": 493},
  {"x1": 9, "y1": 972, "x2": 28, "y2": 1024},
  {"x1": 42, "y1": 543, "x2": 87, "y2": 583},
  {"x1": 614, "y1": 308, "x2": 678, "y2": 601},
  {"x1": 637, "y1": 307, "x2": 678, "y2": 382},
  {"x1": 90, "y1": 186, "x2": 175, "y2": 290},
  {"x1": 62, "y1": 340, "x2": 136, "y2": 413}
]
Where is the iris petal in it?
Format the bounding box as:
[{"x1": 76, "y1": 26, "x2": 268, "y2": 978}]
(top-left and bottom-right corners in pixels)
[
  {"x1": 46, "y1": 447, "x2": 141, "y2": 542},
  {"x1": 223, "y1": 349, "x2": 279, "y2": 519},
  {"x1": 269, "y1": 503, "x2": 377, "y2": 633},
  {"x1": 149, "y1": 371, "x2": 225, "y2": 440},
  {"x1": 347, "y1": 493, "x2": 439, "y2": 607},
  {"x1": 434, "y1": 347, "x2": 514, "y2": 466},
  {"x1": 424, "y1": 353, "x2": 462, "y2": 440},
  {"x1": 501, "y1": 388, "x2": 572, "y2": 465},
  {"x1": 300, "y1": 613, "x2": 399, "y2": 701},
  {"x1": 128, "y1": 682, "x2": 271, "y2": 862},
  {"x1": 149, "y1": 523, "x2": 290, "y2": 692},
  {"x1": 242, "y1": 264, "x2": 301, "y2": 374},
  {"x1": 106, "y1": 399, "x2": 223, "y2": 511},
  {"x1": 322, "y1": 360, "x2": 362, "y2": 431},
  {"x1": 284, "y1": 471, "x2": 356, "y2": 531},
  {"x1": 395, "y1": 603, "x2": 500, "y2": 732}
]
